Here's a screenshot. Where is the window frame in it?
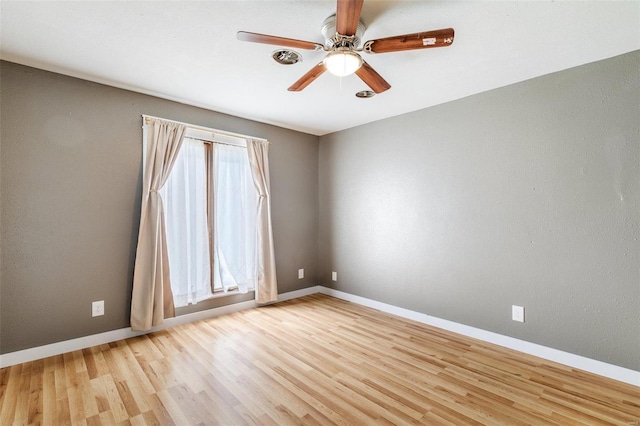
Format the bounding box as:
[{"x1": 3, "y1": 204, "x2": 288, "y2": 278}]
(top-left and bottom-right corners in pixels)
[{"x1": 142, "y1": 117, "x2": 260, "y2": 307}]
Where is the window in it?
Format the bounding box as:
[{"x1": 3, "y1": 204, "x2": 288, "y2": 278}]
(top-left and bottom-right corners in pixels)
[
  {"x1": 211, "y1": 142, "x2": 258, "y2": 294},
  {"x1": 132, "y1": 116, "x2": 276, "y2": 330},
  {"x1": 160, "y1": 132, "x2": 258, "y2": 307}
]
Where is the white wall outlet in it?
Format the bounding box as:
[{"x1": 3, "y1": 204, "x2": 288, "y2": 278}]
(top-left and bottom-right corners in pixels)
[
  {"x1": 92, "y1": 300, "x2": 104, "y2": 317},
  {"x1": 332, "y1": 271, "x2": 338, "y2": 281},
  {"x1": 512, "y1": 305, "x2": 524, "y2": 323},
  {"x1": 298, "y1": 268, "x2": 304, "y2": 279}
]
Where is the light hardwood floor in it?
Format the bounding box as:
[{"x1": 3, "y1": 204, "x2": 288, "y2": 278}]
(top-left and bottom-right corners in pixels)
[{"x1": 1, "y1": 294, "x2": 638, "y2": 425}]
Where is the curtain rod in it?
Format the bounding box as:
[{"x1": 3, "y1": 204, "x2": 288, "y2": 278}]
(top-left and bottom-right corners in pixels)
[
  {"x1": 187, "y1": 137, "x2": 246, "y2": 148},
  {"x1": 142, "y1": 114, "x2": 269, "y2": 144}
]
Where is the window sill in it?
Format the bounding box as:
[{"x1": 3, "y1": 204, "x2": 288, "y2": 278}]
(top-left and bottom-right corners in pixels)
[
  {"x1": 175, "y1": 290, "x2": 256, "y2": 316},
  {"x1": 207, "y1": 288, "x2": 253, "y2": 300}
]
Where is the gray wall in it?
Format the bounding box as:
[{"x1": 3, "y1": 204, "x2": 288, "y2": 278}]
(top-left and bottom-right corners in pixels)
[
  {"x1": 0, "y1": 61, "x2": 319, "y2": 354},
  {"x1": 319, "y1": 51, "x2": 640, "y2": 370},
  {"x1": 3, "y1": 50, "x2": 639, "y2": 371}
]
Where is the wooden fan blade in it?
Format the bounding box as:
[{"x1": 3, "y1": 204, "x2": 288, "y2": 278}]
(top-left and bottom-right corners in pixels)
[
  {"x1": 355, "y1": 61, "x2": 391, "y2": 94},
  {"x1": 364, "y1": 28, "x2": 455, "y2": 54},
  {"x1": 288, "y1": 63, "x2": 327, "y2": 92},
  {"x1": 237, "y1": 31, "x2": 323, "y2": 51},
  {"x1": 336, "y1": 0, "x2": 364, "y2": 36}
]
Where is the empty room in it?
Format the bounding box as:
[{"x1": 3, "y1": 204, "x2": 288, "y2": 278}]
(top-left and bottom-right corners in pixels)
[{"x1": 1, "y1": 1, "x2": 639, "y2": 424}]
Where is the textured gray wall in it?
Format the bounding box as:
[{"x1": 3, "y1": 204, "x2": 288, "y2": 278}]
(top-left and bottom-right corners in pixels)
[
  {"x1": 319, "y1": 51, "x2": 640, "y2": 370},
  {"x1": 0, "y1": 61, "x2": 319, "y2": 354}
]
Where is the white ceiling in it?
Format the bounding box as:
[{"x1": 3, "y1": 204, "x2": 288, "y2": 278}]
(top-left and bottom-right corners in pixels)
[{"x1": 1, "y1": 1, "x2": 639, "y2": 136}]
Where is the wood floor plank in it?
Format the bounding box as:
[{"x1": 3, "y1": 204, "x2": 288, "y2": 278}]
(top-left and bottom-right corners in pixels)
[
  {"x1": 41, "y1": 357, "x2": 58, "y2": 426},
  {"x1": 1, "y1": 294, "x2": 638, "y2": 425},
  {"x1": 27, "y1": 359, "x2": 44, "y2": 425},
  {"x1": 0, "y1": 365, "x2": 21, "y2": 424},
  {"x1": 155, "y1": 389, "x2": 192, "y2": 425},
  {"x1": 14, "y1": 363, "x2": 33, "y2": 424}
]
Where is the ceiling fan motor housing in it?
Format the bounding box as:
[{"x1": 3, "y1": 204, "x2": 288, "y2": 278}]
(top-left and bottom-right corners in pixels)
[{"x1": 321, "y1": 14, "x2": 366, "y2": 49}]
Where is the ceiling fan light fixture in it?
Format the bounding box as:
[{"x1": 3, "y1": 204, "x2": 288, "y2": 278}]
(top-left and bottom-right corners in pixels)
[
  {"x1": 323, "y1": 49, "x2": 363, "y2": 77},
  {"x1": 355, "y1": 90, "x2": 375, "y2": 98},
  {"x1": 271, "y1": 49, "x2": 302, "y2": 65}
]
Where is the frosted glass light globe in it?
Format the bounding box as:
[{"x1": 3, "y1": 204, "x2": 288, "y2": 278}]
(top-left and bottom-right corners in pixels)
[{"x1": 324, "y1": 50, "x2": 363, "y2": 77}]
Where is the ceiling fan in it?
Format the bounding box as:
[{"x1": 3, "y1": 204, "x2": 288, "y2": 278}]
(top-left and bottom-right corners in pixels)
[{"x1": 237, "y1": 0, "x2": 454, "y2": 94}]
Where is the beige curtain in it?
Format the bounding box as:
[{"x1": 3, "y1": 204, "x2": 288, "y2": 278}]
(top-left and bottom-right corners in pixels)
[
  {"x1": 246, "y1": 139, "x2": 278, "y2": 303},
  {"x1": 130, "y1": 119, "x2": 187, "y2": 331}
]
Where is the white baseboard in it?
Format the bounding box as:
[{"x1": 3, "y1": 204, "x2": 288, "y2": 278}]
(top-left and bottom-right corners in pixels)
[
  {"x1": 2, "y1": 284, "x2": 637, "y2": 388},
  {"x1": 318, "y1": 286, "x2": 639, "y2": 387},
  {"x1": 0, "y1": 285, "x2": 320, "y2": 369}
]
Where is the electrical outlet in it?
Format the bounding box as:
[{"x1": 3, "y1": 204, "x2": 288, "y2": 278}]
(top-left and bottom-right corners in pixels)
[
  {"x1": 512, "y1": 305, "x2": 524, "y2": 323},
  {"x1": 92, "y1": 300, "x2": 104, "y2": 317},
  {"x1": 298, "y1": 268, "x2": 304, "y2": 279},
  {"x1": 332, "y1": 271, "x2": 338, "y2": 281}
]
